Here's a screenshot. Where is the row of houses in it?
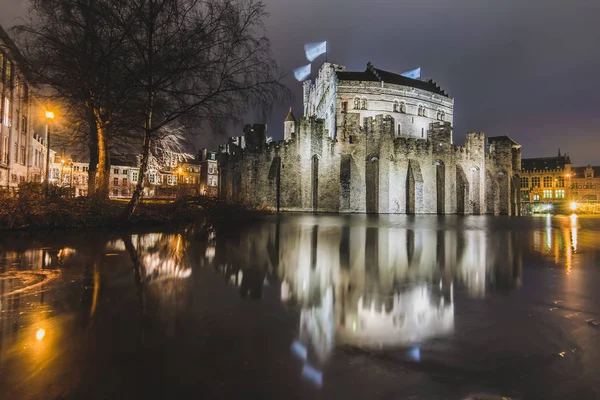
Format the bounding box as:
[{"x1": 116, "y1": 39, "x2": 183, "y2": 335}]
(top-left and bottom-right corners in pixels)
[
  {"x1": 50, "y1": 149, "x2": 219, "y2": 198},
  {"x1": 1, "y1": 23, "x2": 219, "y2": 198}
]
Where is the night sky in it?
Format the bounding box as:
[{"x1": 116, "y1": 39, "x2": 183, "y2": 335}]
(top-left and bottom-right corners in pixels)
[{"x1": 2, "y1": 0, "x2": 600, "y2": 164}]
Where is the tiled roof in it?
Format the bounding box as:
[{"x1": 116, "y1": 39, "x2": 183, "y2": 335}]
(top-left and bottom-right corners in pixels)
[
  {"x1": 336, "y1": 63, "x2": 449, "y2": 97},
  {"x1": 521, "y1": 156, "x2": 571, "y2": 172}
]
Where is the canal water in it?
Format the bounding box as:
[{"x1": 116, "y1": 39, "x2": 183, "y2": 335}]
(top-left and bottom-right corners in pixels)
[{"x1": 1, "y1": 215, "x2": 599, "y2": 399}]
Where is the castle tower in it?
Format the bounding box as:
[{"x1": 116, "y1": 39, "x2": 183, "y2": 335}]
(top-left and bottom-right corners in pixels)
[{"x1": 284, "y1": 107, "x2": 296, "y2": 140}]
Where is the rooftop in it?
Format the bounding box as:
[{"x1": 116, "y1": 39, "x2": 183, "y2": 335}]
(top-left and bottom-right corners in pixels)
[
  {"x1": 336, "y1": 62, "x2": 449, "y2": 97},
  {"x1": 572, "y1": 165, "x2": 600, "y2": 178},
  {"x1": 521, "y1": 155, "x2": 571, "y2": 172}
]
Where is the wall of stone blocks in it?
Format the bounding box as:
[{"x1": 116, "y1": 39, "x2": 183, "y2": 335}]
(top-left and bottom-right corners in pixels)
[{"x1": 218, "y1": 115, "x2": 521, "y2": 216}]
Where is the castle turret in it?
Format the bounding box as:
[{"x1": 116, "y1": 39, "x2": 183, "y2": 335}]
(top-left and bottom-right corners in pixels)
[{"x1": 284, "y1": 107, "x2": 296, "y2": 140}]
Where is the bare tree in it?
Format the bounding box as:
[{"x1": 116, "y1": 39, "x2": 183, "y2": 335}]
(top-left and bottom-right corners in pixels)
[
  {"x1": 108, "y1": 0, "x2": 288, "y2": 218},
  {"x1": 14, "y1": 0, "x2": 136, "y2": 199}
]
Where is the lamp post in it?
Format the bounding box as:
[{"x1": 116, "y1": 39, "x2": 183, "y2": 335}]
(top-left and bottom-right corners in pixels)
[{"x1": 44, "y1": 111, "x2": 54, "y2": 196}]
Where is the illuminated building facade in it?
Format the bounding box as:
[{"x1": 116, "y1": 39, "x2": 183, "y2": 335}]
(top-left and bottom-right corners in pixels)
[
  {"x1": 218, "y1": 62, "x2": 523, "y2": 215},
  {"x1": 520, "y1": 152, "x2": 572, "y2": 203},
  {"x1": 570, "y1": 165, "x2": 600, "y2": 202},
  {"x1": 0, "y1": 25, "x2": 47, "y2": 190}
]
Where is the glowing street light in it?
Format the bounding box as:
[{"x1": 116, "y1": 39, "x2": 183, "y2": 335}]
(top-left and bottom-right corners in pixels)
[
  {"x1": 36, "y1": 328, "x2": 46, "y2": 341},
  {"x1": 570, "y1": 202, "x2": 578, "y2": 211},
  {"x1": 45, "y1": 111, "x2": 55, "y2": 120}
]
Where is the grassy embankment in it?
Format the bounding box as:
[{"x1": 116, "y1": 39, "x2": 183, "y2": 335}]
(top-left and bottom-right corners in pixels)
[{"x1": 0, "y1": 183, "x2": 264, "y2": 231}]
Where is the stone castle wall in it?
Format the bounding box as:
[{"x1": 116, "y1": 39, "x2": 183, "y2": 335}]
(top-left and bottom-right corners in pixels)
[{"x1": 218, "y1": 116, "x2": 521, "y2": 215}]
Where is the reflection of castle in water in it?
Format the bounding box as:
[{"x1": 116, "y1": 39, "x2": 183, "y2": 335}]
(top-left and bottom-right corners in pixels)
[{"x1": 209, "y1": 216, "x2": 525, "y2": 358}]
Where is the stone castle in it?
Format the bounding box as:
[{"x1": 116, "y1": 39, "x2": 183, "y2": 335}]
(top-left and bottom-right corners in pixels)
[{"x1": 218, "y1": 62, "x2": 522, "y2": 215}]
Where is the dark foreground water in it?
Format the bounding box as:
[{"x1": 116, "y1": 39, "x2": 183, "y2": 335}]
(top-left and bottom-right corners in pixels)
[{"x1": 1, "y1": 215, "x2": 600, "y2": 399}]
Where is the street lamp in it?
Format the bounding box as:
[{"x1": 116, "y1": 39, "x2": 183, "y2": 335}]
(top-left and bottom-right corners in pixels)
[{"x1": 44, "y1": 111, "x2": 55, "y2": 196}]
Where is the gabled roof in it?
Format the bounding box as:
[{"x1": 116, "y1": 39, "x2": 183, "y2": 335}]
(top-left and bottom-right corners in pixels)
[
  {"x1": 521, "y1": 156, "x2": 571, "y2": 172},
  {"x1": 336, "y1": 62, "x2": 449, "y2": 97}
]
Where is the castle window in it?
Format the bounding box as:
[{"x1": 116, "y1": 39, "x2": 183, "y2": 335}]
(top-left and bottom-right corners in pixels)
[
  {"x1": 354, "y1": 98, "x2": 360, "y2": 109},
  {"x1": 400, "y1": 102, "x2": 406, "y2": 113},
  {"x1": 532, "y1": 177, "x2": 540, "y2": 187},
  {"x1": 342, "y1": 100, "x2": 348, "y2": 113},
  {"x1": 361, "y1": 99, "x2": 367, "y2": 110},
  {"x1": 533, "y1": 194, "x2": 540, "y2": 202},
  {"x1": 556, "y1": 176, "x2": 565, "y2": 188},
  {"x1": 521, "y1": 177, "x2": 529, "y2": 188},
  {"x1": 421, "y1": 127, "x2": 424, "y2": 138},
  {"x1": 555, "y1": 189, "x2": 565, "y2": 199},
  {"x1": 543, "y1": 190, "x2": 553, "y2": 199},
  {"x1": 543, "y1": 176, "x2": 553, "y2": 188},
  {"x1": 393, "y1": 100, "x2": 399, "y2": 112}
]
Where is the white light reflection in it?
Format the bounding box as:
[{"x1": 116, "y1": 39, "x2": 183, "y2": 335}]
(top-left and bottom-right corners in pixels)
[{"x1": 571, "y1": 214, "x2": 578, "y2": 253}]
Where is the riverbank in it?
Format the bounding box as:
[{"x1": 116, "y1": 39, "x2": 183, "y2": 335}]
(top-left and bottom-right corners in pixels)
[{"x1": 0, "y1": 192, "x2": 266, "y2": 231}]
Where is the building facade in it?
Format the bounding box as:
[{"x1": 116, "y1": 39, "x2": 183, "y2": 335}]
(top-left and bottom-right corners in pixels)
[
  {"x1": 519, "y1": 153, "x2": 571, "y2": 203},
  {"x1": 198, "y1": 149, "x2": 218, "y2": 196},
  {"x1": 0, "y1": 25, "x2": 47, "y2": 190},
  {"x1": 218, "y1": 63, "x2": 522, "y2": 215},
  {"x1": 570, "y1": 165, "x2": 600, "y2": 202}
]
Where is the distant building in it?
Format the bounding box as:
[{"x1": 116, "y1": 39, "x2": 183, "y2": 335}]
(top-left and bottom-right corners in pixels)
[
  {"x1": 520, "y1": 152, "x2": 571, "y2": 202},
  {"x1": 197, "y1": 149, "x2": 218, "y2": 196},
  {"x1": 570, "y1": 165, "x2": 600, "y2": 202},
  {"x1": 0, "y1": 24, "x2": 48, "y2": 190}
]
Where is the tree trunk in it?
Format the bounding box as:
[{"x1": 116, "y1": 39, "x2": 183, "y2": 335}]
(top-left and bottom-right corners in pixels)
[
  {"x1": 122, "y1": 129, "x2": 151, "y2": 219},
  {"x1": 94, "y1": 110, "x2": 110, "y2": 200},
  {"x1": 87, "y1": 108, "x2": 99, "y2": 196}
]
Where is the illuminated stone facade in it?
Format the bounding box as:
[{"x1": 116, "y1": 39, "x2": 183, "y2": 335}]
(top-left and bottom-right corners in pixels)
[{"x1": 218, "y1": 63, "x2": 522, "y2": 215}]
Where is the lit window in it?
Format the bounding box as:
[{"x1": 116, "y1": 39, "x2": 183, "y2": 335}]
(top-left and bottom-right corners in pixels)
[
  {"x1": 533, "y1": 194, "x2": 540, "y2": 202},
  {"x1": 354, "y1": 98, "x2": 360, "y2": 109},
  {"x1": 543, "y1": 190, "x2": 553, "y2": 198},
  {"x1": 555, "y1": 189, "x2": 565, "y2": 199}
]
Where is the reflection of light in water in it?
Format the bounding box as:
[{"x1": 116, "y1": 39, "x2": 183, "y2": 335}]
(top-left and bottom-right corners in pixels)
[
  {"x1": 299, "y1": 287, "x2": 335, "y2": 362},
  {"x1": 281, "y1": 280, "x2": 290, "y2": 301},
  {"x1": 106, "y1": 239, "x2": 126, "y2": 252},
  {"x1": 301, "y1": 364, "x2": 323, "y2": 388},
  {"x1": 291, "y1": 340, "x2": 307, "y2": 360},
  {"x1": 546, "y1": 214, "x2": 553, "y2": 250},
  {"x1": 340, "y1": 284, "x2": 453, "y2": 347},
  {"x1": 205, "y1": 246, "x2": 215, "y2": 262},
  {"x1": 36, "y1": 328, "x2": 46, "y2": 341},
  {"x1": 408, "y1": 346, "x2": 420, "y2": 362},
  {"x1": 571, "y1": 214, "x2": 578, "y2": 253}
]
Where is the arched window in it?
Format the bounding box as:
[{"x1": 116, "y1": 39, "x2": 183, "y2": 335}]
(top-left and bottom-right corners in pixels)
[
  {"x1": 393, "y1": 100, "x2": 399, "y2": 112},
  {"x1": 400, "y1": 102, "x2": 406, "y2": 113},
  {"x1": 361, "y1": 99, "x2": 367, "y2": 110},
  {"x1": 437, "y1": 110, "x2": 441, "y2": 120},
  {"x1": 421, "y1": 106, "x2": 426, "y2": 117},
  {"x1": 440, "y1": 111, "x2": 445, "y2": 121},
  {"x1": 354, "y1": 98, "x2": 360, "y2": 109},
  {"x1": 418, "y1": 105, "x2": 423, "y2": 116}
]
